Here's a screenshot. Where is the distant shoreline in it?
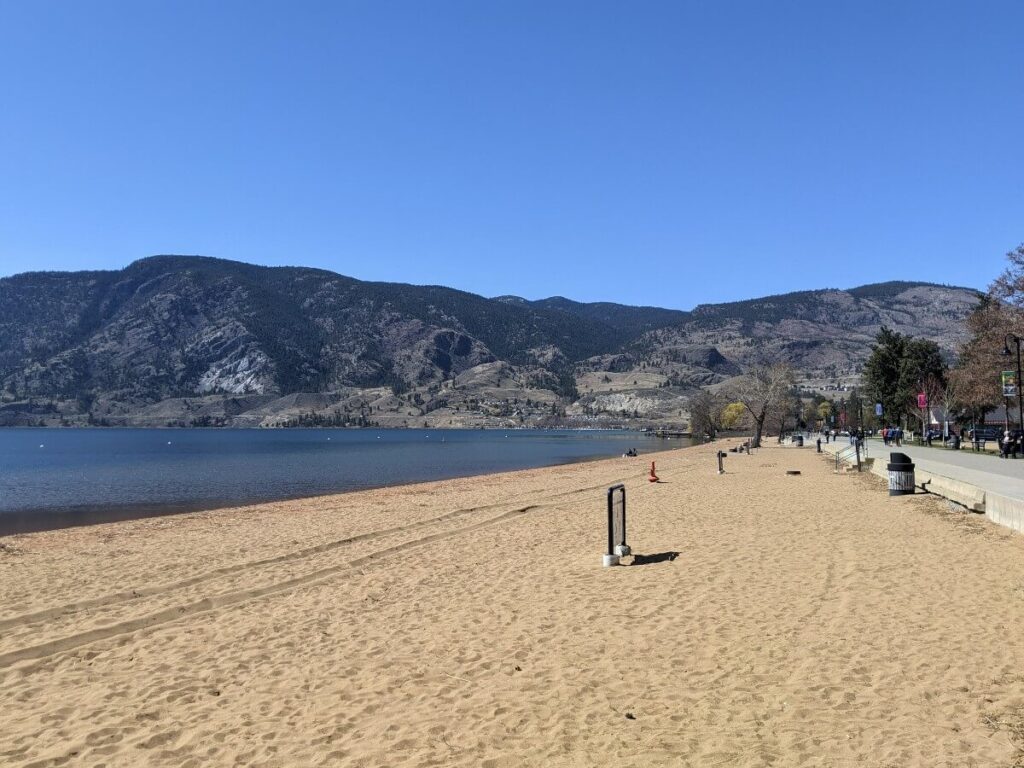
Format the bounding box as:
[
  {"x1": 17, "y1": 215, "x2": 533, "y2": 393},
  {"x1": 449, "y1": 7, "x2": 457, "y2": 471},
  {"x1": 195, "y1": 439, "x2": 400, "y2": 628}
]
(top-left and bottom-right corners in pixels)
[{"x1": 0, "y1": 424, "x2": 668, "y2": 432}]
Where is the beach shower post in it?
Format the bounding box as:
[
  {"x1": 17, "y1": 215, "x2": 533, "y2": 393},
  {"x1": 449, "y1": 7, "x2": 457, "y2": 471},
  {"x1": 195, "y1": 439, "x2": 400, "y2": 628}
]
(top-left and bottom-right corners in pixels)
[{"x1": 603, "y1": 484, "x2": 628, "y2": 566}]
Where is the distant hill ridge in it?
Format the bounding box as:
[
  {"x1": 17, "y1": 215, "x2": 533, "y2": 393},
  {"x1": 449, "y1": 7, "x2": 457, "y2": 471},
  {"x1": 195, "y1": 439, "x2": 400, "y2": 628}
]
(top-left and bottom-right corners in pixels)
[{"x1": 0, "y1": 256, "x2": 980, "y2": 427}]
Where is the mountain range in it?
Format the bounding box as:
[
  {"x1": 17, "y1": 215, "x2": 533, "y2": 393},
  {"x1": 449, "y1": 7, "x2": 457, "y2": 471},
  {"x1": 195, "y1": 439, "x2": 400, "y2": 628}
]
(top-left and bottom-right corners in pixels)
[{"x1": 0, "y1": 256, "x2": 979, "y2": 427}]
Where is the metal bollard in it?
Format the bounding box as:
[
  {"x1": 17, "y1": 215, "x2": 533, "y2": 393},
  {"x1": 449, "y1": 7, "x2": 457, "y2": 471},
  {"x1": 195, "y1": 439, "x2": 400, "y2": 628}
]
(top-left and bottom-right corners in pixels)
[{"x1": 717, "y1": 450, "x2": 725, "y2": 474}]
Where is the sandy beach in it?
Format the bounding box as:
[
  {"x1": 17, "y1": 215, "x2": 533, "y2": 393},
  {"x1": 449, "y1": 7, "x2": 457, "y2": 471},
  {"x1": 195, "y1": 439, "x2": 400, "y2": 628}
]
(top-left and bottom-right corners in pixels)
[{"x1": 2, "y1": 440, "x2": 1024, "y2": 766}]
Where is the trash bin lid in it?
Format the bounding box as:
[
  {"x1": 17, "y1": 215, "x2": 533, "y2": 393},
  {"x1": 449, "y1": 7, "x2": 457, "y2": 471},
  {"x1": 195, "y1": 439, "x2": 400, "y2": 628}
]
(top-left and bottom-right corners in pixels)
[{"x1": 889, "y1": 452, "x2": 912, "y2": 464}]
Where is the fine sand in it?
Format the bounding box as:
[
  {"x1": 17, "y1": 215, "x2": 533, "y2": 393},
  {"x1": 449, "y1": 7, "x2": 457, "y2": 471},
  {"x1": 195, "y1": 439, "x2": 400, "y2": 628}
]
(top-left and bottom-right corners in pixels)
[{"x1": 2, "y1": 440, "x2": 1024, "y2": 766}]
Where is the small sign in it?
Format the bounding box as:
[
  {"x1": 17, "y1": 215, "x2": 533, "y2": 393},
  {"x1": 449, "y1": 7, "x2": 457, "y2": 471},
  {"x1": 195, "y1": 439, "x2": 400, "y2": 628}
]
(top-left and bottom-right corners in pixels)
[
  {"x1": 875, "y1": 402, "x2": 883, "y2": 417},
  {"x1": 1003, "y1": 370, "x2": 1018, "y2": 397},
  {"x1": 917, "y1": 392, "x2": 928, "y2": 409}
]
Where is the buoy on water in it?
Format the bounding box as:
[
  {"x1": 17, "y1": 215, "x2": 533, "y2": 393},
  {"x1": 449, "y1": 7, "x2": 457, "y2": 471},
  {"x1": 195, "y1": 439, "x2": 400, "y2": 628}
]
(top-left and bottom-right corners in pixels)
[{"x1": 648, "y1": 461, "x2": 660, "y2": 483}]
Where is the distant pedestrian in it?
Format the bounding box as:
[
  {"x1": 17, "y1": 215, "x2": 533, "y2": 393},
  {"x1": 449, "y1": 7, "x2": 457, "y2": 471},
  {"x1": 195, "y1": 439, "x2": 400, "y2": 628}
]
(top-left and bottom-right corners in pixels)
[{"x1": 1002, "y1": 430, "x2": 1013, "y2": 459}]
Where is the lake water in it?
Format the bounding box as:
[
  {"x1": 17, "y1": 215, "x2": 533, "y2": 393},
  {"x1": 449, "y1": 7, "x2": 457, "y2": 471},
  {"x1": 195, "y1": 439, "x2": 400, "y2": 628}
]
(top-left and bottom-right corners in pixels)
[{"x1": 0, "y1": 428, "x2": 687, "y2": 535}]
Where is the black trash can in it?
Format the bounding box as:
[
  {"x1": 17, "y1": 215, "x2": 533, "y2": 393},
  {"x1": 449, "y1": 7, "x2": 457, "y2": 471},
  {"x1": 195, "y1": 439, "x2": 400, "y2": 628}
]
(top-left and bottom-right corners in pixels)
[
  {"x1": 887, "y1": 452, "x2": 915, "y2": 496},
  {"x1": 793, "y1": 435, "x2": 804, "y2": 447}
]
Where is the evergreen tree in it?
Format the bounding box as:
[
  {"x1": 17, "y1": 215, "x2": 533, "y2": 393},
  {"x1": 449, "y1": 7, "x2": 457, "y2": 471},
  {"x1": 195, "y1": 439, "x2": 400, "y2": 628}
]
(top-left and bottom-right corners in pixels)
[
  {"x1": 862, "y1": 327, "x2": 906, "y2": 424},
  {"x1": 863, "y1": 327, "x2": 946, "y2": 427}
]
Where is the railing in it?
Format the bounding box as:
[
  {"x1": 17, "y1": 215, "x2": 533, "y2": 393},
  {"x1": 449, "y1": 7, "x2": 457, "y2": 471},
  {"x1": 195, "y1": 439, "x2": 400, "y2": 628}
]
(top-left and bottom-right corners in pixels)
[{"x1": 835, "y1": 442, "x2": 864, "y2": 472}]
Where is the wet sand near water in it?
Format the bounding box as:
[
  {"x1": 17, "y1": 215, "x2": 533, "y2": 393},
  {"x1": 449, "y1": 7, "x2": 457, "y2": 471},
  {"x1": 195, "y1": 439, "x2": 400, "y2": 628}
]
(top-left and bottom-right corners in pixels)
[{"x1": 2, "y1": 440, "x2": 1024, "y2": 766}]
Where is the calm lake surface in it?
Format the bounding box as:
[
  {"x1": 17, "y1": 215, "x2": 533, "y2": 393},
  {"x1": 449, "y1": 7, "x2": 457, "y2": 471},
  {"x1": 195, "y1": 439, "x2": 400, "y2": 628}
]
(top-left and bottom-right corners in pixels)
[{"x1": 0, "y1": 428, "x2": 686, "y2": 535}]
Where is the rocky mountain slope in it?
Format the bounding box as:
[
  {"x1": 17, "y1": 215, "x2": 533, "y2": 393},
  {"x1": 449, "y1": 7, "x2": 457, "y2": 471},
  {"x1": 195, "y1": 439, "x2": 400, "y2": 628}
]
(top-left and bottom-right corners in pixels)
[{"x1": 0, "y1": 257, "x2": 979, "y2": 427}]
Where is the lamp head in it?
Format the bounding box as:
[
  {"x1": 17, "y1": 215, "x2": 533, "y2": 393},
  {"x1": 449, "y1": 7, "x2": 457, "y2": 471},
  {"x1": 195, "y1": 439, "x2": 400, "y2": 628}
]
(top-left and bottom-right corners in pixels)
[{"x1": 1004, "y1": 344, "x2": 1013, "y2": 357}]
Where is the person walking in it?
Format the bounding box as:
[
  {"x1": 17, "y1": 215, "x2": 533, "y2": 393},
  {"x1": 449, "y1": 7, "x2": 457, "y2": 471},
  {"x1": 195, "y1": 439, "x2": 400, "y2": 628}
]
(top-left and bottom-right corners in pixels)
[{"x1": 1002, "y1": 430, "x2": 1013, "y2": 459}]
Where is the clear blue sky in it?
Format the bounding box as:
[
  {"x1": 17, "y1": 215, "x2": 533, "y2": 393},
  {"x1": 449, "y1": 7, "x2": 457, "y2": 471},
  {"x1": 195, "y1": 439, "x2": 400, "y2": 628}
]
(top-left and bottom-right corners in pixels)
[{"x1": 2, "y1": 1, "x2": 1021, "y2": 308}]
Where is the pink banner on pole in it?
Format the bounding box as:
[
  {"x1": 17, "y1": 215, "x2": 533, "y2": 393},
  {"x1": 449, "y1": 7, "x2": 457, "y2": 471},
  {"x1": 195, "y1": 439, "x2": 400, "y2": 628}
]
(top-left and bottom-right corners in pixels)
[{"x1": 917, "y1": 392, "x2": 927, "y2": 409}]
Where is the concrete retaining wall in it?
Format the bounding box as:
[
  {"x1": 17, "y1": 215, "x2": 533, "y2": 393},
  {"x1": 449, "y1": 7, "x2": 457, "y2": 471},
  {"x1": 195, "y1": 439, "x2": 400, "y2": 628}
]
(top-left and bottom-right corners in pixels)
[
  {"x1": 915, "y1": 471, "x2": 987, "y2": 512},
  {"x1": 985, "y1": 492, "x2": 1024, "y2": 533}
]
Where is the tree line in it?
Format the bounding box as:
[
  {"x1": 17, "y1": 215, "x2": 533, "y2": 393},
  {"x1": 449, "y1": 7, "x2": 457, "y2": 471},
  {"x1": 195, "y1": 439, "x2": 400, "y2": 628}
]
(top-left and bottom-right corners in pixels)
[
  {"x1": 687, "y1": 243, "x2": 1024, "y2": 444},
  {"x1": 865, "y1": 243, "x2": 1024, "y2": 430}
]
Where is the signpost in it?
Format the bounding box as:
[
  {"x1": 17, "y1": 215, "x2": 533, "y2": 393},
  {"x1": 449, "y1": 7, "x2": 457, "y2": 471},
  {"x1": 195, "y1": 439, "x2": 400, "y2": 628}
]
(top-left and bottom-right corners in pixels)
[
  {"x1": 1003, "y1": 370, "x2": 1018, "y2": 398},
  {"x1": 603, "y1": 484, "x2": 628, "y2": 567}
]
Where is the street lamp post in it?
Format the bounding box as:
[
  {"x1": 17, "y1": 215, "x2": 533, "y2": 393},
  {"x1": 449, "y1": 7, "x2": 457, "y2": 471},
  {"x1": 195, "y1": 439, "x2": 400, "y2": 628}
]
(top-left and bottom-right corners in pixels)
[
  {"x1": 1003, "y1": 334, "x2": 1024, "y2": 431},
  {"x1": 917, "y1": 377, "x2": 927, "y2": 443}
]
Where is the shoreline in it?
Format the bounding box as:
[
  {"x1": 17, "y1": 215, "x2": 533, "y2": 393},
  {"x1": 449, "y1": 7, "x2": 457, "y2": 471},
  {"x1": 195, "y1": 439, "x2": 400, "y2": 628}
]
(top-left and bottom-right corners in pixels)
[
  {"x1": 2, "y1": 423, "x2": 688, "y2": 436},
  {"x1": 0, "y1": 435, "x2": 696, "y2": 537}
]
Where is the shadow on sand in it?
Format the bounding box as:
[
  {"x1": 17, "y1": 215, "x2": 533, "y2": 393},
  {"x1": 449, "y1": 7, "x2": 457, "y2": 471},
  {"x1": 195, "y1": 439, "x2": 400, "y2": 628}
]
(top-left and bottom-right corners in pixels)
[{"x1": 630, "y1": 551, "x2": 680, "y2": 566}]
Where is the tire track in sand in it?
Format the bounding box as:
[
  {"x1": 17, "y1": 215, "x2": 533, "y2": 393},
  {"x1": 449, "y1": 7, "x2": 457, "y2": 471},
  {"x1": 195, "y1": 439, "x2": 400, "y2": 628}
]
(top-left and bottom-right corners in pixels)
[
  {"x1": 0, "y1": 476, "x2": 620, "y2": 635},
  {"x1": 0, "y1": 503, "x2": 546, "y2": 670}
]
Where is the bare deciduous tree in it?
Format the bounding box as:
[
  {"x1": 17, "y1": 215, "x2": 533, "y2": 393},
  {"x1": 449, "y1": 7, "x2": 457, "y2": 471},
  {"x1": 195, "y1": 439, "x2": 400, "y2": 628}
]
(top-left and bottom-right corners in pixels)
[
  {"x1": 728, "y1": 363, "x2": 796, "y2": 447},
  {"x1": 950, "y1": 296, "x2": 1022, "y2": 424},
  {"x1": 687, "y1": 389, "x2": 725, "y2": 438}
]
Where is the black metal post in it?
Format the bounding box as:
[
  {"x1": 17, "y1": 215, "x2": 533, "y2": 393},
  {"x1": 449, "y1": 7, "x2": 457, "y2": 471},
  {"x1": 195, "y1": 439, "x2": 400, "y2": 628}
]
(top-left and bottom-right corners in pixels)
[
  {"x1": 1003, "y1": 334, "x2": 1024, "y2": 433},
  {"x1": 1017, "y1": 337, "x2": 1023, "y2": 433},
  {"x1": 606, "y1": 487, "x2": 614, "y2": 557},
  {"x1": 1011, "y1": 342, "x2": 1019, "y2": 436},
  {"x1": 717, "y1": 451, "x2": 724, "y2": 474},
  {"x1": 855, "y1": 440, "x2": 861, "y2": 472},
  {"x1": 606, "y1": 484, "x2": 626, "y2": 554},
  {"x1": 621, "y1": 487, "x2": 626, "y2": 548}
]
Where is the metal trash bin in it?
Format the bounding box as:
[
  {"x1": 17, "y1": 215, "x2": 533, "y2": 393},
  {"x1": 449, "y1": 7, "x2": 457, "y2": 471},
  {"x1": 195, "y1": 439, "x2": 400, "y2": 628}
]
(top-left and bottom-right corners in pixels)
[
  {"x1": 887, "y1": 452, "x2": 915, "y2": 496},
  {"x1": 793, "y1": 435, "x2": 804, "y2": 447}
]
